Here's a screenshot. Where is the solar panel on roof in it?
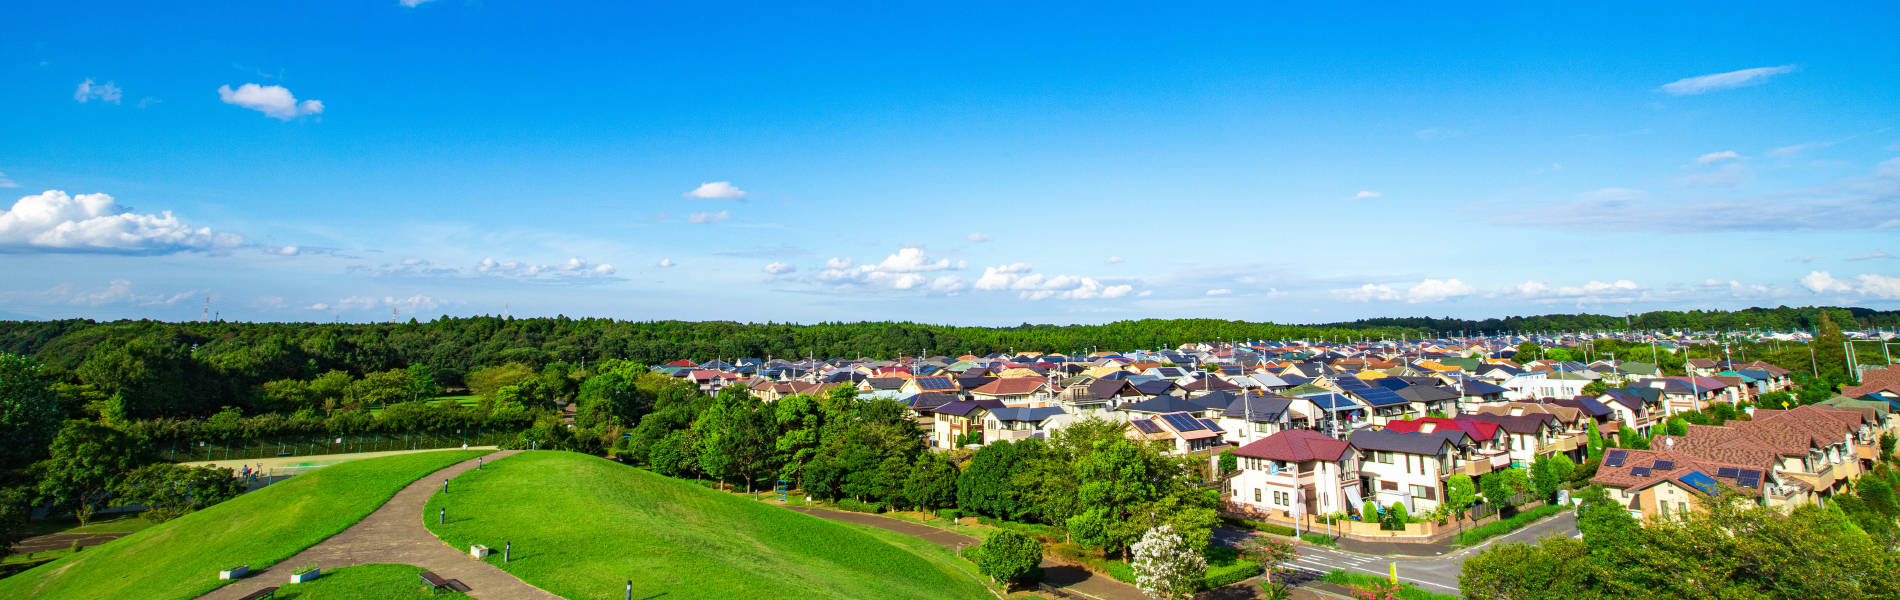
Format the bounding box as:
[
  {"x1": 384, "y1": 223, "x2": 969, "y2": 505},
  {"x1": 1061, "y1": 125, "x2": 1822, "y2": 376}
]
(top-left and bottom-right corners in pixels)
[
  {"x1": 1679, "y1": 471, "x2": 1718, "y2": 494},
  {"x1": 1335, "y1": 377, "x2": 1370, "y2": 389},
  {"x1": 1355, "y1": 388, "x2": 1407, "y2": 406},
  {"x1": 1737, "y1": 469, "x2": 1762, "y2": 487},
  {"x1": 1604, "y1": 450, "x2": 1628, "y2": 467},
  {"x1": 1716, "y1": 467, "x2": 1740, "y2": 478},
  {"x1": 1199, "y1": 418, "x2": 1225, "y2": 433},
  {"x1": 1161, "y1": 413, "x2": 1207, "y2": 432},
  {"x1": 1630, "y1": 466, "x2": 1652, "y2": 477},
  {"x1": 1132, "y1": 420, "x2": 1163, "y2": 434},
  {"x1": 1652, "y1": 460, "x2": 1675, "y2": 471}
]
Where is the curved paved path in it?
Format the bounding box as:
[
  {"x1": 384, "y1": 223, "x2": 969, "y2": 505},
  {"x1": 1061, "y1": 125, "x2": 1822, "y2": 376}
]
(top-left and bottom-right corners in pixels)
[{"x1": 200, "y1": 450, "x2": 562, "y2": 600}]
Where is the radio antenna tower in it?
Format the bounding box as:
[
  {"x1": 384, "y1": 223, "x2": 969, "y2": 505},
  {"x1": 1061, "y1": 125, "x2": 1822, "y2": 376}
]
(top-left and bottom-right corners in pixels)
[
  {"x1": 201, "y1": 297, "x2": 211, "y2": 323},
  {"x1": 391, "y1": 307, "x2": 400, "y2": 324}
]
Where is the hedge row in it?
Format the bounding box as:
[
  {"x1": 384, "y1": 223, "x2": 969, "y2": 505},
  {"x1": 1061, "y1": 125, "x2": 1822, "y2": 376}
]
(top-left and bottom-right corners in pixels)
[{"x1": 1453, "y1": 504, "x2": 1566, "y2": 546}]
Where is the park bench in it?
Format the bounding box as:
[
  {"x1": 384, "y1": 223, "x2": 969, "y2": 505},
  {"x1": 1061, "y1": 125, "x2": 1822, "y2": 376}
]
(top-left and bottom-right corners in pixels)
[
  {"x1": 236, "y1": 587, "x2": 277, "y2": 600},
  {"x1": 419, "y1": 572, "x2": 472, "y2": 593}
]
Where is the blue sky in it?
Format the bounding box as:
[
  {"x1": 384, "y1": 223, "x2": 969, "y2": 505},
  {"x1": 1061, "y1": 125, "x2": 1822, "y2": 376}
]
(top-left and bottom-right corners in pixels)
[{"x1": 2, "y1": 1, "x2": 1897, "y2": 325}]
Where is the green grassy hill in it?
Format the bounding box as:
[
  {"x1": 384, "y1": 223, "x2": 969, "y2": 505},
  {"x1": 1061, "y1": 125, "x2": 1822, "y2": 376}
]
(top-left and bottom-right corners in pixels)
[
  {"x1": 424, "y1": 451, "x2": 993, "y2": 600},
  {"x1": 0, "y1": 450, "x2": 489, "y2": 600}
]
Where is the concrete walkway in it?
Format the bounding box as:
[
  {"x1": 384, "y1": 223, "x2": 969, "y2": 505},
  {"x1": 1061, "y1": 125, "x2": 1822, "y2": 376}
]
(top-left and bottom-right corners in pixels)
[
  {"x1": 786, "y1": 506, "x2": 1151, "y2": 600},
  {"x1": 199, "y1": 450, "x2": 561, "y2": 600}
]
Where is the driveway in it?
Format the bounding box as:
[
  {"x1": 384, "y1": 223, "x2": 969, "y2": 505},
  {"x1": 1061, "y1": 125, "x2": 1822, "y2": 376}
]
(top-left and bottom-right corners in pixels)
[{"x1": 1216, "y1": 511, "x2": 1578, "y2": 594}]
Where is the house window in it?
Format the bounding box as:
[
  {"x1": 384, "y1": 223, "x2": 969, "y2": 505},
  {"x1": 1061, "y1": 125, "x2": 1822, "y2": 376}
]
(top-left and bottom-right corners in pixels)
[
  {"x1": 1678, "y1": 502, "x2": 1688, "y2": 515},
  {"x1": 1659, "y1": 500, "x2": 1669, "y2": 517},
  {"x1": 1255, "y1": 489, "x2": 1262, "y2": 502},
  {"x1": 1377, "y1": 452, "x2": 1394, "y2": 464},
  {"x1": 1410, "y1": 485, "x2": 1436, "y2": 501},
  {"x1": 1254, "y1": 422, "x2": 1271, "y2": 433},
  {"x1": 1380, "y1": 480, "x2": 1398, "y2": 491}
]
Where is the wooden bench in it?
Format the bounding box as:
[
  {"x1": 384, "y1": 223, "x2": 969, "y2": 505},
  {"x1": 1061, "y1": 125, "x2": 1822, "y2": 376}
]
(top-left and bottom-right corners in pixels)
[
  {"x1": 236, "y1": 587, "x2": 277, "y2": 600},
  {"x1": 419, "y1": 572, "x2": 472, "y2": 594}
]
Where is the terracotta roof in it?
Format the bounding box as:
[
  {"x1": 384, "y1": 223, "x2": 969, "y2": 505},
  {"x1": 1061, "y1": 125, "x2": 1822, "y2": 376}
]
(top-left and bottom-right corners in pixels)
[
  {"x1": 1589, "y1": 447, "x2": 1762, "y2": 495},
  {"x1": 971, "y1": 377, "x2": 1048, "y2": 396},
  {"x1": 1232, "y1": 430, "x2": 1353, "y2": 462}
]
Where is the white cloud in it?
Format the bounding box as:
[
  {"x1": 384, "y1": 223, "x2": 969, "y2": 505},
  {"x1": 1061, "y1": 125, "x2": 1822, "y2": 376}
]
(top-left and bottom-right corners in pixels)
[
  {"x1": 657, "y1": 259, "x2": 674, "y2": 267},
  {"x1": 967, "y1": 232, "x2": 991, "y2": 242},
  {"x1": 973, "y1": 263, "x2": 1035, "y2": 290},
  {"x1": 1696, "y1": 151, "x2": 1743, "y2": 165},
  {"x1": 270, "y1": 245, "x2": 298, "y2": 255},
  {"x1": 1332, "y1": 278, "x2": 1479, "y2": 303},
  {"x1": 1206, "y1": 288, "x2": 1233, "y2": 296},
  {"x1": 1349, "y1": 191, "x2": 1381, "y2": 200},
  {"x1": 764, "y1": 262, "x2": 795, "y2": 274},
  {"x1": 817, "y1": 248, "x2": 962, "y2": 289},
  {"x1": 872, "y1": 248, "x2": 953, "y2": 272},
  {"x1": 929, "y1": 276, "x2": 968, "y2": 292},
  {"x1": 0, "y1": 172, "x2": 17, "y2": 188},
  {"x1": 1846, "y1": 250, "x2": 1893, "y2": 261},
  {"x1": 687, "y1": 210, "x2": 730, "y2": 224},
  {"x1": 473, "y1": 256, "x2": 615, "y2": 278},
  {"x1": 74, "y1": 79, "x2": 122, "y2": 104},
  {"x1": 1767, "y1": 140, "x2": 1836, "y2": 158},
  {"x1": 218, "y1": 84, "x2": 323, "y2": 120},
  {"x1": 559, "y1": 258, "x2": 588, "y2": 271},
  {"x1": 0, "y1": 190, "x2": 243, "y2": 254},
  {"x1": 1266, "y1": 288, "x2": 1289, "y2": 299},
  {"x1": 385, "y1": 294, "x2": 442, "y2": 312},
  {"x1": 1489, "y1": 159, "x2": 1900, "y2": 233},
  {"x1": 338, "y1": 296, "x2": 378, "y2": 310},
  {"x1": 399, "y1": 0, "x2": 436, "y2": 6},
  {"x1": 1658, "y1": 65, "x2": 1796, "y2": 95},
  {"x1": 1497, "y1": 279, "x2": 1647, "y2": 304},
  {"x1": 1105, "y1": 256, "x2": 1123, "y2": 264},
  {"x1": 682, "y1": 182, "x2": 746, "y2": 200},
  {"x1": 1020, "y1": 290, "x2": 1057, "y2": 301},
  {"x1": 1799, "y1": 271, "x2": 1900, "y2": 298},
  {"x1": 307, "y1": 302, "x2": 330, "y2": 310},
  {"x1": 594, "y1": 263, "x2": 616, "y2": 275},
  {"x1": 824, "y1": 257, "x2": 853, "y2": 270},
  {"x1": 1137, "y1": 290, "x2": 1154, "y2": 297}
]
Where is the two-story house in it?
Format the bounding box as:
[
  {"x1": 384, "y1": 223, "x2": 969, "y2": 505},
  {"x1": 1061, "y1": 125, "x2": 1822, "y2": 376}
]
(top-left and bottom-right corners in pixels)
[
  {"x1": 1227, "y1": 430, "x2": 1361, "y2": 519},
  {"x1": 1348, "y1": 428, "x2": 1462, "y2": 514}
]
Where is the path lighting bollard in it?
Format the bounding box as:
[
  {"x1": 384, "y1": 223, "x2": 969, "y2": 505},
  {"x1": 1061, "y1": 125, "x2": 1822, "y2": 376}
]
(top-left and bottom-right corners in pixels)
[
  {"x1": 625, "y1": 580, "x2": 633, "y2": 600},
  {"x1": 478, "y1": 458, "x2": 483, "y2": 470},
  {"x1": 504, "y1": 541, "x2": 510, "y2": 563},
  {"x1": 440, "y1": 508, "x2": 445, "y2": 525}
]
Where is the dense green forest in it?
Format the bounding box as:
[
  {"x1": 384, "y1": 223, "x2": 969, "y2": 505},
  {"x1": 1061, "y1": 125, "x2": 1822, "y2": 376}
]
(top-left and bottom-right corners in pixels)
[{"x1": 1331, "y1": 305, "x2": 1898, "y2": 334}]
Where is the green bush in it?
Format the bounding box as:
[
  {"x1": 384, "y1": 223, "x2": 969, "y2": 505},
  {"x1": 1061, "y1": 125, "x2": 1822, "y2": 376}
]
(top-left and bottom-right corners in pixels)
[
  {"x1": 1454, "y1": 504, "x2": 1565, "y2": 546},
  {"x1": 1220, "y1": 517, "x2": 1296, "y2": 537},
  {"x1": 1202, "y1": 560, "x2": 1260, "y2": 590},
  {"x1": 1319, "y1": 569, "x2": 1461, "y2": 600},
  {"x1": 936, "y1": 508, "x2": 959, "y2": 521},
  {"x1": 968, "y1": 530, "x2": 1042, "y2": 584},
  {"x1": 835, "y1": 498, "x2": 885, "y2": 514},
  {"x1": 976, "y1": 516, "x2": 1064, "y2": 539},
  {"x1": 1299, "y1": 533, "x2": 1337, "y2": 547}
]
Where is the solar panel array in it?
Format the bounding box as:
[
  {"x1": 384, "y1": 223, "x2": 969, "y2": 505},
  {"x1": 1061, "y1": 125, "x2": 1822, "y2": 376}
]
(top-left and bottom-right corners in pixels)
[
  {"x1": 1652, "y1": 460, "x2": 1675, "y2": 471},
  {"x1": 1716, "y1": 467, "x2": 1740, "y2": 478},
  {"x1": 1132, "y1": 420, "x2": 1163, "y2": 434},
  {"x1": 1604, "y1": 450, "x2": 1628, "y2": 467},
  {"x1": 1335, "y1": 377, "x2": 1371, "y2": 390},
  {"x1": 1160, "y1": 412, "x2": 1207, "y2": 432},
  {"x1": 1354, "y1": 388, "x2": 1408, "y2": 406},
  {"x1": 1679, "y1": 471, "x2": 1719, "y2": 494},
  {"x1": 915, "y1": 377, "x2": 953, "y2": 389},
  {"x1": 1630, "y1": 466, "x2": 1653, "y2": 477},
  {"x1": 1737, "y1": 469, "x2": 1762, "y2": 488},
  {"x1": 1199, "y1": 418, "x2": 1225, "y2": 433}
]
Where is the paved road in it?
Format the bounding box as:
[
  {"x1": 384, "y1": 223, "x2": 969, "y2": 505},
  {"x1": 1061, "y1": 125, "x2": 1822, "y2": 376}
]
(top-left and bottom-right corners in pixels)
[
  {"x1": 198, "y1": 450, "x2": 559, "y2": 600},
  {"x1": 1215, "y1": 511, "x2": 1578, "y2": 594}
]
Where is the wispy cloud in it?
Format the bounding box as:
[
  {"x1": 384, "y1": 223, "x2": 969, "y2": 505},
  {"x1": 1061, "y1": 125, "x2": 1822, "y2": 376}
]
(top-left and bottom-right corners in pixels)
[
  {"x1": 1767, "y1": 140, "x2": 1838, "y2": 158},
  {"x1": 1658, "y1": 65, "x2": 1796, "y2": 95},
  {"x1": 0, "y1": 172, "x2": 17, "y2": 188},
  {"x1": 1349, "y1": 191, "x2": 1381, "y2": 200},
  {"x1": 682, "y1": 182, "x2": 746, "y2": 200},
  {"x1": 764, "y1": 262, "x2": 795, "y2": 275},
  {"x1": 1105, "y1": 256, "x2": 1124, "y2": 264},
  {"x1": 1331, "y1": 279, "x2": 1477, "y2": 303},
  {"x1": 967, "y1": 232, "x2": 991, "y2": 242},
  {"x1": 1801, "y1": 271, "x2": 1900, "y2": 299},
  {"x1": 74, "y1": 79, "x2": 123, "y2": 104},
  {"x1": 1695, "y1": 151, "x2": 1743, "y2": 166},
  {"x1": 1485, "y1": 158, "x2": 1900, "y2": 233},
  {"x1": 1845, "y1": 250, "x2": 1893, "y2": 261},
  {"x1": 687, "y1": 210, "x2": 731, "y2": 224}
]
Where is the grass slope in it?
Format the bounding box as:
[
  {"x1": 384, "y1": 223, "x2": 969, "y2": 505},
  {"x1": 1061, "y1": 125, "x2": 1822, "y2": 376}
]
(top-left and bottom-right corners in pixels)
[
  {"x1": 0, "y1": 450, "x2": 489, "y2": 600},
  {"x1": 425, "y1": 451, "x2": 993, "y2": 600},
  {"x1": 272, "y1": 564, "x2": 466, "y2": 600}
]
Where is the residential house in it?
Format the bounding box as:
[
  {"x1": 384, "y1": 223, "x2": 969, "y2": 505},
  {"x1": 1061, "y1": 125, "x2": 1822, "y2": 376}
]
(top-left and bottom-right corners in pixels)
[
  {"x1": 1128, "y1": 411, "x2": 1229, "y2": 455},
  {"x1": 1348, "y1": 429, "x2": 1461, "y2": 514},
  {"x1": 924, "y1": 399, "x2": 1007, "y2": 448},
  {"x1": 1227, "y1": 430, "x2": 1361, "y2": 519},
  {"x1": 969, "y1": 377, "x2": 1052, "y2": 405},
  {"x1": 1218, "y1": 392, "x2": 1294, "y2": 446}
]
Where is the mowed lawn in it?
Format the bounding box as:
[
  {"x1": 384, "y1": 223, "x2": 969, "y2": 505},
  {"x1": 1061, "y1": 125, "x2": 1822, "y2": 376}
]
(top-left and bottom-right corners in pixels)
[
  {"x1": 0, "y1": 450, "x2": 490, "y2": 600},
  {"x1": 424, "y1": 452, "x2": 993, "y2": 600},
  {"x1": 272, "y1": 564, "x2": 465, "y2": 600}
]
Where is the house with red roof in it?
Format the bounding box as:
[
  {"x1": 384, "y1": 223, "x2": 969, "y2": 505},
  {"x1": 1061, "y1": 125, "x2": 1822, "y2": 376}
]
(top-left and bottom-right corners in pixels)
[{"x1": 1226, "y1": 430, "x2": 1361, "y2": 519}]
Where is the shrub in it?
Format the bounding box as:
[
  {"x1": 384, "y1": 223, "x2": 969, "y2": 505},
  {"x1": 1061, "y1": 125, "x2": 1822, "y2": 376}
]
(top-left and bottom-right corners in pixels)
[
  {"x1": 1320, "y1": 569, "x2": 1461, "y2": 600},
  {"x1": 1201, "y1": 560, "x2": 1260, "y2": 590},
  {"x1": 835, "y1": 498, "x2": 884, "y2": 514},
  {"x1": 1221, "y1": 517, "x2": 1296, "y2": 537},
  {"x1": 969, "y1": 530, "x2": 1042, "y2": 585},
  {"x1": 1300, "y1": 533, "x2": 1337, "y2": 547}
]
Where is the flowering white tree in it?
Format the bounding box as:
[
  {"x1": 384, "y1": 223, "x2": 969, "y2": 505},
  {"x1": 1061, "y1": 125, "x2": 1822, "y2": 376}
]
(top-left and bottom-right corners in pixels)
[{"x1": 1129, "y1": 524, "x2": 1206, "y2": 600}]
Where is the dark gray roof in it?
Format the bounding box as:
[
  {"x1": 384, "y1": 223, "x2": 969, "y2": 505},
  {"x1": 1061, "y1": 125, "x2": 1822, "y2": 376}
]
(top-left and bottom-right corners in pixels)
[
  {"x1": 1117, "y1": 396, "x2": 1206, "y2": 414},
  {"x1": 928, "y1": 399, "x2": 1007, "y2": 417},
  {"x1": 1222, "y1": 393, "x2": 1293, "y2": 421},
  {"x1": 1132, "y1": 380, "x2": 1180, "y2": 396},
  {"x1": 988, "y1": 407, "x2": 1068, "y2": 422},
  {"x1": 1348, "y1": 429, "x2": 1459, "y2": 455},
  {"x1": 1395, "y1": 385, "x2": 1459, "y2": 403}
]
